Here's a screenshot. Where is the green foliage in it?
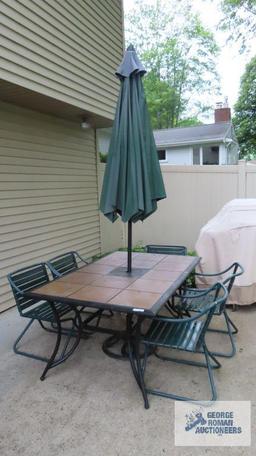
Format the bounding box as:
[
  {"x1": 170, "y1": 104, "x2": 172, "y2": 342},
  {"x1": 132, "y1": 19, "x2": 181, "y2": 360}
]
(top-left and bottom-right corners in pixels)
[
  {"x1": 132, "y1": 245, "x2": 146, "y2": 252},
  {"x1": 187, "y1": 250, "x2": 197, "y2": 256},
  {"x1": 177, "y1": 118, "x2": 203, "y2": 127},
  {"x1": 233, "y1": 55, "x2": 256, "y2": 158},
  {"x1": 118, "y1": 244, "x2": 146, "y2": 253},
  {"x1": 219, "y1": 0, "x2": 256, "y2": 52},
  {"x1": 125, "y1": 0, "x2": 220, "y2": 128},
  {"x1": 99, "y1": 152, "x2": 108, "y2": 163}
]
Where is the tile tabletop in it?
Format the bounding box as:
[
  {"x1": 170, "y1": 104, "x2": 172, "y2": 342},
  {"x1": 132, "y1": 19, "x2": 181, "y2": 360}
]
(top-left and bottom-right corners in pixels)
[{"x1": 28, "y1": 252, "x2": 200, "y2": 316}]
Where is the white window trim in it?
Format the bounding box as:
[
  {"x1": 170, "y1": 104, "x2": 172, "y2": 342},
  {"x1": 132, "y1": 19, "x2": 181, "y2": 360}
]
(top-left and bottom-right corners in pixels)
[{"x1": 200, "y1": 146, "x2": 203, "y2": 165}]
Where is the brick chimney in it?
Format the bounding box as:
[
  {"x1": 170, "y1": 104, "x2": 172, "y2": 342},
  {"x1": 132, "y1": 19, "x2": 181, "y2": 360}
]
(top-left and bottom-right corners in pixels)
[{"x1": 214, "y1": 99, "x2": 231, "y2": 123}]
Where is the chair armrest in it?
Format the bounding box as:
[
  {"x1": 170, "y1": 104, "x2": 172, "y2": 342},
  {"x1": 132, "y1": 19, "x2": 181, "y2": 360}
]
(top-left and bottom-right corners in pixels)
[
  {"x1": 46, "y1": 263, "x2": 62, "y2": 278},
  {"x1": 177, "y1": 286, "x2": 212, "y2": 297},
  {"x1": 7, "y1": 274, "x2": 25, "y2": 295},
  {"x1": 158, "y1": 283, "x2": 228, "y2": 323},
  {"x1": 194, "y1": 262, "x2": 244, "y2": 279},
  {"x1": 73, "y1": 251, "x2": 89, "y2": 265}
]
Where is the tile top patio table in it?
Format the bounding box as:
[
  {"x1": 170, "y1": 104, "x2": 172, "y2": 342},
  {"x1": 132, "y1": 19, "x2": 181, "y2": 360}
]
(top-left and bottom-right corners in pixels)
[
  {"x1": 27, "y1": 252, "x2": 200, "y2": 317},
  {"x1": 23, "y1": 251, "x2": 200, "y2": 390}
]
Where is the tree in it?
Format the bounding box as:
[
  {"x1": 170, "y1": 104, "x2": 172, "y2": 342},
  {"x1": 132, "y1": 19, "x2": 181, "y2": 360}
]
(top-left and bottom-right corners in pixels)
[
  {"x1": 219, "y1": 0, "x2": 256, "y2": 52},
  {"x1": 125, "y1": 0, "x2": 220, "y2": 128},
  {"x1": 233, "y1": 56, "x2": 256, "y2": 158}
]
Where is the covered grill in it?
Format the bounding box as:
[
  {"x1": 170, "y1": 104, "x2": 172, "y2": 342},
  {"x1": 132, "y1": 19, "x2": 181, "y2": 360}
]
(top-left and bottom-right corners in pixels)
[{"x1": 195, "y1": 199, "x2": 256, "y2": 305}]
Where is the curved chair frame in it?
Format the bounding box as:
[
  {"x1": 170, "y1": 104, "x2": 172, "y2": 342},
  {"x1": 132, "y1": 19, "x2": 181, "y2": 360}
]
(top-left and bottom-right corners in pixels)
[
  {"x1": 174, "y1": 262, "x2": 244, "y2": 358},
  {"x1": 128, "y1": 283, "x2": 228, "y2": 409},
  {"x1": 8, "y1": 263, "x2": 83, "y2": 380},
  {"x1": 145, "y1": 244, "x2": 188, "y2": 316},
  {"x1": 46, "y1": 251, "x2": 89, "y2": 277},
  {"x1": 47, "y1": 250, "x2": 113, "y2": 327}
]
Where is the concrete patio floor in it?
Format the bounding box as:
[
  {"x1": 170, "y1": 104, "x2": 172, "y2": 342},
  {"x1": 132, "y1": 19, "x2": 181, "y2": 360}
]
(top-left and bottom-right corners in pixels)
[{"x1": 0, "y1": 305, "x2": 255, "y2": 456}]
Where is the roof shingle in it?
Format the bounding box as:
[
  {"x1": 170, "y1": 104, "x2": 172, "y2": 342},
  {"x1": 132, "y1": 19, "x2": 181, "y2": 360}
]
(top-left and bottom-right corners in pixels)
[{"x1": 153, "y1": 122, "x2": 232, "y2": 147}]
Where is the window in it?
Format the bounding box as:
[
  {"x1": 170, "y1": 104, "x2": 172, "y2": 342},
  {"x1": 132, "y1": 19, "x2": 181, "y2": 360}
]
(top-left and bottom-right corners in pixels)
[
  {"x1": 202, "y1": 145, "x2": 219, "y2": 165},
  {"x1": 193, "y1": 147, "x2": 200, "y2": 165},
  {"x1": 157, "y1": 149, "x2": 166, "y2": 161}
]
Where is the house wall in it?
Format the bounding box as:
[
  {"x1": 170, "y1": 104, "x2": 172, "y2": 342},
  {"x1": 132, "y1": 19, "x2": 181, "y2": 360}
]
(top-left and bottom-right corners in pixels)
[
  {"x1": 161, "y1": 143, "x2": 231, "y2": 165},
  {"x1": 97, "y1": 128, "x2": 112, "y2": 155},
  {"x1": 227, "y1": 142, "x2": 239, "y2": 164},
  {"x1": 0, "y1": 0, "x2": 123, "y2": 120},
  {"x1": 99, "y1": 160, "x2": 256, "y2": 253},
  {"x1": 0, "y1": 101, "x2": 101, "y2": 311},
  {"x1": 219, "y1": 144, "x2": 227, "y2": 164},
  {"x1": 164, "y1": 146, "x2": 192, "y2": 165}
]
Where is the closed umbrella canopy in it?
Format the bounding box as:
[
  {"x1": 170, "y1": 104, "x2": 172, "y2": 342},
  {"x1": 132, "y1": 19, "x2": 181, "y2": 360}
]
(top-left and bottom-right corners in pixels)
[{"x1": 100, "y1": 44, "x2": 166, "y2": 271}]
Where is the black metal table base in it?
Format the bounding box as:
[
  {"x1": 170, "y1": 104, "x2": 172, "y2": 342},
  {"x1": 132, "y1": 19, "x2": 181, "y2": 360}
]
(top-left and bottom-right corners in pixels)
[
  {"x1": 102, "y1": 334, "x2": 130, "y2": 360},
  {"x1": 40, "y1": 304, "x2": 82, "y2": 381}
]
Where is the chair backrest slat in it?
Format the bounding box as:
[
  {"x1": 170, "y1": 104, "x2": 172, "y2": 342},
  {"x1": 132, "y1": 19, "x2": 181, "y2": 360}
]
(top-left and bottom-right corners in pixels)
[
  {"x1": 8, "y1": 263, "x2": 49, "y2": 315},
  {"x1": 197, "y1": 283, "x2": 227, "y2": 342},
  {"x1": 47, "y1": 252, "x2": 78, "y2": 277},
  {"x1": 145, "y1": 245, "x2": 187, "y2": 255}
]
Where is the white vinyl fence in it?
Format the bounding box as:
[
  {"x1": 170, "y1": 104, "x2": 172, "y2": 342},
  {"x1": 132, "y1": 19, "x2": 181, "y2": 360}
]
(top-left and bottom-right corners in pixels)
[{"x1": 99, "y1": 160, "x2": 256, "y2": 252}]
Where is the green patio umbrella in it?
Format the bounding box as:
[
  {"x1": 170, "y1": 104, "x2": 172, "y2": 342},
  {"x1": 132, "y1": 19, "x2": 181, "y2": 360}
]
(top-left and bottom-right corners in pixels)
[{"x1": 100, "y1": 44, "x2": 166, "y2": 272}]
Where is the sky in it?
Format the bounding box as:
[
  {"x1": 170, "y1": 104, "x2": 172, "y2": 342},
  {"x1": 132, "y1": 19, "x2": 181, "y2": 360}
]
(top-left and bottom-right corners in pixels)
[{"x1": 123, "y1": 0, "x2": 256, "y2": 122}]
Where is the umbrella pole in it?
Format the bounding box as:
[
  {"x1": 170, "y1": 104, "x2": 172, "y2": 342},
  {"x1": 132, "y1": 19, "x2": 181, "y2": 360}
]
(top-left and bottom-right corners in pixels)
[{"x1": 127, "y1": 220, "x2": 132, "y2": 273}]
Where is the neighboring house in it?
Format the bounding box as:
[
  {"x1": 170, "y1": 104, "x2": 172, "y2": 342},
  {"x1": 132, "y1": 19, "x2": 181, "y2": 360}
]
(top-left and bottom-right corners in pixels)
[
  {"x1": 154, "y1": 105, "x2": 239, "y2": 165},
  {"x1": 0, "y1": 0, "x2": 124, "y2": 311}
]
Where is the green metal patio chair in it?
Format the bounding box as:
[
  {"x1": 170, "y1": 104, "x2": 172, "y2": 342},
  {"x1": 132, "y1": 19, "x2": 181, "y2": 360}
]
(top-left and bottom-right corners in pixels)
[
  {"x1": 46, "y1": 251, "x2": 89, "y2": 277},
  {"x1": 173, "y1": 262, "x2": 244, "y2": 358},
  {"x1": 145, "y1": 244, "x2": 188, "y2": 316},
  {"x1": 8, "y1": 262, "x2": 82, "y2": 380},
  {"x1": 145, "y1": 244, "x2": 187, "y2": 255},
  {"x1": 131, "y1": 282, "x2": 228, "y2": 408},
  {"x1": 47, "y1": 251, "x2": 113, "y2": 326}
]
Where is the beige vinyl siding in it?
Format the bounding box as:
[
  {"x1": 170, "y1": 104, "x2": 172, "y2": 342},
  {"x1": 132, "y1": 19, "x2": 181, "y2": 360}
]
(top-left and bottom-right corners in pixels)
[
  {"x1": 0, "y1": 0, "x2": 123, "y2": 120},
  {"x1": 0, "y1": 101, "x2": 101, "y2": 311}
]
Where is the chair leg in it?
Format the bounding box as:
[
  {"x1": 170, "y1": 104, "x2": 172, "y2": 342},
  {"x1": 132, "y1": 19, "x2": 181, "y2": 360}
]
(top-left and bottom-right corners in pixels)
[
  {"x1": 203, "y1": 344, "x2": 218, "y2": 402},
  {"x1": 40, "y1": 309, "x2": 62, "y2": 381},
  {"x1": 52, "y1": 312, "x2": 82, "y2": 367},
  {"x1": 134, "y1": 324, "x2": 150, "y2": 409},
  {"x1": 144, "y1": 343, "x2": 219, "y2": 403},
  {"x1": 208, "y1": 310, "x2": 238, "y2": 335},
  {"x1": 40, "y1": 306, "x2": 82, "y2": 380},
  {"x1": 127, "y1": 315, "x2": 149, "y2": 409},
  {"x1": 13, "y1": 319, "x2": 49, "y2": 362},
  {"x1": 206, "y1": 311, "x2": 236, "y2": 358},
  {"x1": 14, "y1": 318, "x2": 80, "y2": 364},
  {"x1": 14, "y1": 309, "x2": 82, "y2": 380},
  {"x1": 225, "y1": 312, "x2": 238, "y2": 334}
]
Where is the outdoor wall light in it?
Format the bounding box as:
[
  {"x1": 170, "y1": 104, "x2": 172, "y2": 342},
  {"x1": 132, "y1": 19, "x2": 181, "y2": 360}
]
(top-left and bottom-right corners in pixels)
[{"x1": 81, "y1": 120, "x2": 91, "y2": 129}]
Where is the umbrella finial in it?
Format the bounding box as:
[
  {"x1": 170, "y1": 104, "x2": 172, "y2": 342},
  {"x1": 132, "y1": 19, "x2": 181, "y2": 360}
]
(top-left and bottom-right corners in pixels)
[
  {"x1": 116, "y1": 44, "x2": 146, "y2": 78},
  {"x1": 127, "y1": 44, "x2": 135, "y2": 52}
]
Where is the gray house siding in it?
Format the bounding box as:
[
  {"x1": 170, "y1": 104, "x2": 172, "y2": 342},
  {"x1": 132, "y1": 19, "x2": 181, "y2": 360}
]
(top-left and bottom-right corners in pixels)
[
  {"x1": 0, "y1": 0, "x2": 123, "y2": 120},
  {"x1": 0, "y1": 101, "x2": 101, "y2": 311},
  {"x1": 0, "y1": 0, "x2": 124, "y2": 311}
]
